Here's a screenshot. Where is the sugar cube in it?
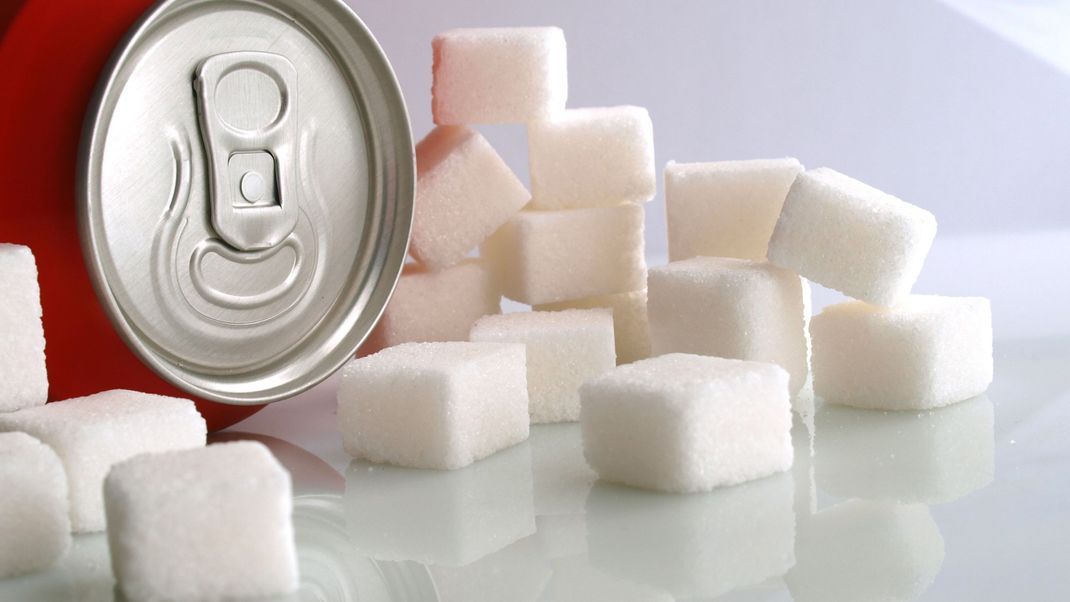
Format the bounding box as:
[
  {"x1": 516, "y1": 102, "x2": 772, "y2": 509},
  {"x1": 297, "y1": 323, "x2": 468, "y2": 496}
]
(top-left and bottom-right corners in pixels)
[
  {"x1": 411, "y1": 126, "x2": 530, "y2": 270},
  {"x1": 432, "y1": 27, "x2": 567, "y2": 125},
  {"x1": 338, "y1": 342, "x2": 529, "y2": 470},
  {"x1": 0, "y1": 432, "x2": 70, "y2": 578},
  {"x1": 345, "y1": 443, "x2": 535, "y2": 566},
  {"x1": 0, "y1": 244, "x2": 47, "y2": 413},
  {"x1": 470, "y1": 310, "x2": 615, "y2": 424},
  {"x1": 0, "y1": 389, "x2": 207, "y2": 532},
  {"x1": 528, "y1": 106, "x2": 656, "y2": 209},
  {"x1": 103, "y1": 442, "x2": 297, "y2": 601},
  {"x1": 535, "y1": 514, "x2": 588, "y2": 559},
  {"x1": 786, "y1": 500, "x2": 944, "y2": 602},
  {"x1": 647, "y1": 257, "x2": 809, "y2": 395},
  {"x1": 482, "y1": 204, "x2": 646, "y2": 305},
  {"x1": 580, "y1": 354, "x2": 793, "y2": 492},
  {"x1": 534, "y1": 289, "x2": 651, "y2": 365},
  {"x1": 363, "y1": 260, "x2": 501, "y2": 353},
  {"x1": 811, "y1": 295, "x2": 993, "y2": 410},
  {"x1": 767, "y1": 168, "x2": 937, "y2": 306},
  {"x1": 585, "y1": 473, "x2": 795, "y2": 598},
  {"x1": 816, "y1": 395, "x2": 994, "y2": 504},
  {"x1": 665, "y1": 158, "x2": 803, "y2": 261}
]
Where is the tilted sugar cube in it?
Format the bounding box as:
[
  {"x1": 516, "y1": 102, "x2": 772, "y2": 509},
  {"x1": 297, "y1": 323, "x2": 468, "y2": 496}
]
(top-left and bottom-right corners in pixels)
[
  {"x1": 0, "y1": 244, "x2": 47, "y2": 413},
  {"x1": 665, "y1": 158, "x2": 803, "y2": 261},
  {"x1": 103, "y1": 442, "x2": 297, "y2": 601},
  {"x1": 338, "y1": 342, "x2": 529, "y2": 469},
  {"x1": 528, "y1": 106, "x2": 656, "y2": 209},
  {"x1": 580, "y1": 354, "x2": 793, "y2": 493},
  {"x1": 767, "y1": 168, "x2": 937, "y2": 306},
  {"x1": 432, "y1": 27, "x2": 567, "y2": 125},
  {"x1": 647, "y1": 257, "x2": 809, "y2": 395},
  {"x1": 534, "y1": 289, "x2": 651, "y2": 365},
  {"x1": 470, "y1": 309, "x2": 616, "y2": 424},
  {"x1": 0, "y1": 389, "x2": 207, "y2": 532},
  {"x1": 586, "y1": 473, "x2": 795, "y2": 599},
  {"x1": 345, "y1": 443, "x2": 535, "y2": 566},
  {"x1": 482, "y1": 205, "x2": 646, "y2": 306},
  {"x1": 412, "y1": 126, "x2": 530, "y2": 270},
  {"x1": 810, "y1": 295, "x2": 993, "y2": 410},
  {"x1": 816, "y1": 396, "x2": 994, "y2": 504},
  {"x1": 0, "y1": 432, "x2": 70, "y2": 578},
  {"x1": 363, "y1": 260, "x2": 501, "y2": 353},
  {"x1": 786, "y1": 500, "x2": 944, "y2": 602}
]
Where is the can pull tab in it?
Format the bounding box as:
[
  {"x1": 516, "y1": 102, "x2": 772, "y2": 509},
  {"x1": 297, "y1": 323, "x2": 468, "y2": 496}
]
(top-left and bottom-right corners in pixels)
[{"x1": 194, "y1": 52, "x2": 299, "y2": 252}]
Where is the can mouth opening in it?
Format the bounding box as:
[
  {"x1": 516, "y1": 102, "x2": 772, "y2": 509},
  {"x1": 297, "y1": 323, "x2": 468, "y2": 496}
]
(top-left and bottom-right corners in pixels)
[{"x1": 77, "y1": 0, "x2": 415, "y2": 405}]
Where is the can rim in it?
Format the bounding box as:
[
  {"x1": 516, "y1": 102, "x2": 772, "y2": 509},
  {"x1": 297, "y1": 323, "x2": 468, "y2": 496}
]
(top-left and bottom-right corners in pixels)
[{"x1": 77, "y1": 0, "x2": 414, "y2": 405}]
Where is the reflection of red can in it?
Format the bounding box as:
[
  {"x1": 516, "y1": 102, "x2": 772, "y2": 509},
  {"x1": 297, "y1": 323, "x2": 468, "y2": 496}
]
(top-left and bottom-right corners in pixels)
[{"x1": 1, "y1": 0, "x2": 413, "y2": 430}]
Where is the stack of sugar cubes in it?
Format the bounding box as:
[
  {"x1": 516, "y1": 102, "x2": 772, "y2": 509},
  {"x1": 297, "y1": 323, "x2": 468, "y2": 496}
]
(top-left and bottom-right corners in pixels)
[
  {"x1": 589, "y1": 160, "x2": 993, "y2": 494},
  {"x1": 0, "y1": 245, "x2": 299, "y2": 600},
  {"x1": 340, "y1": 27, "x2": 656, "y2": 470}
]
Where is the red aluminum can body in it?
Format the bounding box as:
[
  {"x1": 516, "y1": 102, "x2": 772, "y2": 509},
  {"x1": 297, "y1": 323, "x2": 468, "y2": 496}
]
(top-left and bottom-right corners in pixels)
[{"x1": 0, "y1": 0, "x2": 263, "y2": 430}]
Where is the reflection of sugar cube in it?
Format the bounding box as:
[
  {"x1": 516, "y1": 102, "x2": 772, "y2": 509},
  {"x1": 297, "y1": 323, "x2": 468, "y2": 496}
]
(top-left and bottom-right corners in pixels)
[
  {"x1": 586, "y1": 473, "x2": 796, "y2": 598},
  {"x1": 787, "y1": 500, "x2": 944, "y2": 602},
  {"x1": 816, "y1": 396, "x2": 994, "y2": 503},
  {"x1": 344, "y1": 442, "x2": 535, "y2": 567}
]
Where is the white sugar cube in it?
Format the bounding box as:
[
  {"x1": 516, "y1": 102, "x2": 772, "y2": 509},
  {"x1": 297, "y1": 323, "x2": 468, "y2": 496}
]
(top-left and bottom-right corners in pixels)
[
  {"x1": 665, "y1": 158, "x2": 803, "y2": 261},
  {"x1": 338, "y1": 342, "x2": 529, "y2": 469},
  {"x1": 103, "y1": 442, "x2": 297, "y2": 601},
  {"x1": 0, "y1": 389, "x2": 206, "y2": 532},
  {"x1": 0, "y1": 244, "x2": 47, "y2": 413},
  {"x1": 364, "y1": 260, "x2": 501, "y2": 352},
  {"x1": 412, "y1": 126, "x2": 530, "y2": 270},
  {"x1": 528, "y1": 106, "x2": 656, "y2": 209},
  {"x1": 432, "y1": 27, "x2": 567, "y2": 125},
  {"x1": 580, "y1": 354, "x2": 793, "y2": 492},
  {"x1": 534, "y1": 289, "x2": 651, "y2": 365},
  {"x1": 647, "y1": 257, "x2": 809, "y2": 395},
  {"x1": 767, "y1": 168, "x2": 937, "y2": 306},
  {"x1": 470, "y1": 309, "x2": 615, "y2": 424},
  {"x1": 0, "y1": 432, "x2": 70, "y2": 578},
  {"x1": 345, "y1": 443, "x2": 535, "y2": 566},
  {"x1": 482, "y1": 205, "x2": 646, "y2": 305},
  {"x1": 811, "y1": 295, "x2": 993, "y2": 410},
  {"x1": 816, "y1": 396, "x2": 994, "y2": 504},
  {"x1": 586, "y1": 473, "x2": 795, "y2": 598},
  {"x1": 786, "y1": 500, "x2": 944, "y2": 602}
]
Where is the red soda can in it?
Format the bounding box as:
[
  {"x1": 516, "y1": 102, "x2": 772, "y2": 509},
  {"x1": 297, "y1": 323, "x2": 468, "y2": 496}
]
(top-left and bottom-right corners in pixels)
[{"x1": 0, "y1": 0, "x2": 414, "y2": 430}]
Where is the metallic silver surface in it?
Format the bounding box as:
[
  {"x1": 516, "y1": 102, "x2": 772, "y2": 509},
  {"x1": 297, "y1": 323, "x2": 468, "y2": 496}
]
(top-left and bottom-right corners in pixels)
[
  {"x1": 195, "y1": 51, "x2": 300, "y2": 252},
  {"x1": 78, "y1": 0, "x2": 414, "y2": 405}
]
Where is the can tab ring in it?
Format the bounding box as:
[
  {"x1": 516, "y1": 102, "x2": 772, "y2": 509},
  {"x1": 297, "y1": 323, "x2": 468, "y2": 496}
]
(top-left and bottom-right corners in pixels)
[{"x1": 194, "y1": 51, "x2": 299, "y2": 252}]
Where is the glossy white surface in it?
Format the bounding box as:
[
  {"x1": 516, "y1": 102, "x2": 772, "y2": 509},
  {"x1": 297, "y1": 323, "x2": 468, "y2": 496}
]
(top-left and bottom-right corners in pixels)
[{"x1": 2, "y1": 232, "x2": 1068, "y2": 600}]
